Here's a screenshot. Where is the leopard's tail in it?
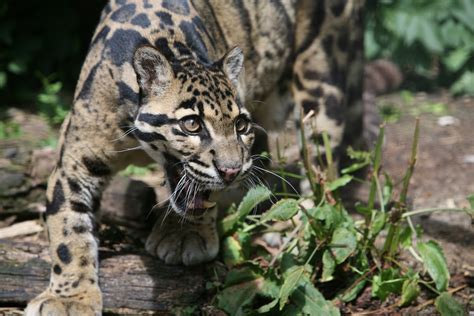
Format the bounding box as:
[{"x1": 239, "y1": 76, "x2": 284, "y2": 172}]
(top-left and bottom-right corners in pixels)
[
  {"x1": 364, "y1": 59, "x2": 403, "y2": 96},
  {"x1": 363, "y1": 59, "x2": 402, "y2": 146}
]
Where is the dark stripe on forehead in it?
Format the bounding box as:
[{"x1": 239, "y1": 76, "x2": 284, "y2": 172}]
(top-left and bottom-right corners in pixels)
[
  {"x1": 134, "y1": 130, "x2": 167, "y2": 142},
  {"x1": 137, "y1": 113, "x2": 176, "y2": 126},
  {"x1": 178, "y1": 97, "x2": 197, "y2": 110}
]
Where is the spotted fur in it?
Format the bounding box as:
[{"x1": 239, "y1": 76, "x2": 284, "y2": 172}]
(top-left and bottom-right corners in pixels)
[{"x1": 26, "y1": 0, "x2": 367, "y2": 314}]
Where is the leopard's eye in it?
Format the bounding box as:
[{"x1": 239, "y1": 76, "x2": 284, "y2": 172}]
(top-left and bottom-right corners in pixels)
[
  {"x1": 180, "y1": 116, "x2": 202, "y2": 134},
  {"x1": 235, "y1": 117, "x2": 250, "y2": 134}
]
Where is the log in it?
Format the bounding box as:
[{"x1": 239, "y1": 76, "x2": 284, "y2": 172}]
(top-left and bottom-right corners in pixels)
[{"x1": 0, "y1": 240, "x2": 206, "y2": 314}]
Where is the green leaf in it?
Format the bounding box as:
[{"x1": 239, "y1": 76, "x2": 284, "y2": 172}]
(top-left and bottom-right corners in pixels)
[
  {"x1": 418, "y1": 240, "x2": 450, "y2": 291},
  {"x1": 398, "y1": 278, "x2": 420, "y2": 307},
  {"x1": 451, "y1": 71, "x2": 474, "y2": 96},
  {"x1": 292, "y1": 278, "x2": 340, "y2": 316},
  {"x1": 257, "y1": 298, "x2": 279, "y2": 313},
  {"x1": 372, "y1": 268, "x2": 404, "y2": 301},
  {"x1": 7, "y1": 61, "x2": 26, "y2": 74},
  {"x1": 340, "y1": 279, "x2": 367, "y2": 302},
  {"x1": 217, "y1": 275, "x2": 264, "y2": 316},
  {"x1": 0, "y1": 71, "x2": 6, "y2": 89},
  {"x1": 326, "y1": 175, "x2": 353, "y2": 191},
  {"x1": 219, "y1": 186, "x2": 271, "y2": 236},
  {"x1": 221, "y1": 235, "x2": 245, "y2": 267},
  {"x1": 321, "y1": 250, "x2": 336, "y2": 282},
  {"x1": 444, "y1": 48, "x2": 470, "y2": 72},
  {"x1": 435, "y1": 292, "x2": 466, "y2": 316},
  {"x1": 261, "y1": 199, "x2": 299, "y2": 222},
  {"x1": 467, "y1": 195, "x2": 474, "y2": 209},
  {"x1": 238, "y1": 185, "x2": 272, "y2": 217},
  {"x1": 370, "y1": 211, "x2": 387, "y2": 238},
  {"x1": 330, "y1": 227, "x2": 357, "y2": 264},
  {"x1": 279, "y1": 265, "x2": 307, "y2": 310},
  {"x1": 399, "y1": 225, "x2": 413, "y2": 249}
]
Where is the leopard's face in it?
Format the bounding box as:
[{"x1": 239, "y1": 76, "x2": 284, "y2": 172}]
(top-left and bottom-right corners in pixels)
[{"x1": 133, "y1": 46, "x2": 254, "y2": 216}]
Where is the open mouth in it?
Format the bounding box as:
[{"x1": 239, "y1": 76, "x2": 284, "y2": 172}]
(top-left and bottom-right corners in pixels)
[{"x1": 166, "y1": 156, "x2": 216, "y2": 216}]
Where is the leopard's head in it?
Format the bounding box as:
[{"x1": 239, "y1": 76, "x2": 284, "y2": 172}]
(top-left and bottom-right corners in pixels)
[{"x1": 132, "y1": 45, "x2": 255, "y2": 216}]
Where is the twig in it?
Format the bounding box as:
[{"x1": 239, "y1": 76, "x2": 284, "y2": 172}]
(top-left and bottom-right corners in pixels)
[
  {"x1": 269, "y1": 222, "x2": 303, "y2": 267},
  {"x1": 341, "y1": 264, "x2": 378, "y2": 299},
  {"x1": 415, "y1": 284, "x2": 467, "y2": 312}
]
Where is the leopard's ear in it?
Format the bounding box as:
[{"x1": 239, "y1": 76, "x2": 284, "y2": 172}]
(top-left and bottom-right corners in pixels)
[
  {"x1": 133, "y1": 45, "x2": 173, "y2": 97},
  {"x1": 220, "y1": 46, "x2": 244, "y2": 87}
]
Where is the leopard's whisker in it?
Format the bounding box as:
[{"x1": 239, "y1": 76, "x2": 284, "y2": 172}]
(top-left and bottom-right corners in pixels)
[
  {"x1": 111, "y1": 126, "x2": 137, "y2": 142},
  {"x1": 107, "y1": 145, "x2": 142, "y2": 153}
]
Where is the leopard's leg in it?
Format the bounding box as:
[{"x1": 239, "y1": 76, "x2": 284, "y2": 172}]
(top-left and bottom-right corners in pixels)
[
  {"x1": 25, "y1": 105, "x2": 140, "y2": 315},
  {"x1": 292, "y1": 0, "x2": 364, "y2": 185},
  {"x1": 146, "y1": 207, "x2": 219, "y2": 266}
]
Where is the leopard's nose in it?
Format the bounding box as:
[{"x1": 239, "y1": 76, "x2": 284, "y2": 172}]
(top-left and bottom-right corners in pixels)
[{"x1": 214, "y1": 162, "x2": 241, "y2": 183}]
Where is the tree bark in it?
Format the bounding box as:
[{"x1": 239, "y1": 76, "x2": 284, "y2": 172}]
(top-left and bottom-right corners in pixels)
[{"x1": 0, "y1": 240, "x2": 206, "y2": 314}]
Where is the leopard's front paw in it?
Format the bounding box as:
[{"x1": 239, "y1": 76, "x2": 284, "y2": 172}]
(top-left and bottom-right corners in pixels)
[
  {"x1": 146, "y1": 222, "x2": 219, "y2": 266},
  {"x1": 25, "y1": 287, "x2": 102, "y2": 316}
]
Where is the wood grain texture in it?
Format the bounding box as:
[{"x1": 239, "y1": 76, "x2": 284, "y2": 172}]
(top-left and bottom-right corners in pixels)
[{"x1": 0, "y1": 240, "x2": 206, "y2": 314}]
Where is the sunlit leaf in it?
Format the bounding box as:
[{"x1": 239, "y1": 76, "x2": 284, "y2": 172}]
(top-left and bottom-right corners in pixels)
[
  {"x1": 326, "y1": 175, "x2": 353, "y2": 191},
  {"x1": 330, "y1": 227, "x2": 357, "y2": 264},
  {"x1": 321, "y1": 250, "x2": 336, "y2": 282},
  {"x1": 417, "y1": 240, "x2": 450, "y2": 291},
  {"x1": 219, "y1": 186, "x2": 271, "y2": 236},
  {"x1": 261, "y1": 199, "x2": 299, "y2": 222},
  {"x1": 279, "y1": 265, "x2": 307, "y2": 310},
  {"x1": 221, "y1": 235, "x2": 245, "y2": 267},
  {"x1": 398, "y1": 278, "x2": 420, "y2": 307}
]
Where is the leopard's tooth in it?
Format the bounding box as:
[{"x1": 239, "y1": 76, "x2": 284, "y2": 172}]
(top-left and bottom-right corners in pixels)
[{"x1": 202, "y1": 200, "x2": 217, "y2": 209}]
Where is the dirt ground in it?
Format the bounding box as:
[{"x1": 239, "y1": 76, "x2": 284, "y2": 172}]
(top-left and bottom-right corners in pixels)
[
  {"x1": 0, "y1": 91, "x2": 472, "y2": 313},
  {"x1": 380, "y1": 92, "x2": 474, "y2": 275}
]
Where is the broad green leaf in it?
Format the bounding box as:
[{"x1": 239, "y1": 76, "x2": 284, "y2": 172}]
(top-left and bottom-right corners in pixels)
[
  {"x1": 224, "y1": 266, "x2": 261, "y2": 287},
  {"x1": 217, "y1": 276, "x2": 264, "y2": 316},
  {"x1": 418, "y1": 240, "x2": 450, "y2": 291},
  {"x1": 399, "y1": 225, "x2": 413, "y2": 249},
  {"x1": 435, "y1": 292, "x2": 466, "y2": 316},
  {"x1": 444, "y1": 48, "x2": 470, "y2": 72},
  {"x1": 279, "y1": 266, "x2": 307, "y2": 310},
  {"x1": 330, "y1": 227, "x2": 357, "y2": 264},
  {"x1": 237, "y1": 185, "x2": 272, "y2": 217},
  {"x1": 398, "y1": 278, "x2": 420, "y2": 307},
  {"x1": 292, "y1": 278, "x2": 340, "y2": 316},
  {"x1": 219, "y1": 186, "x2": 271, "y2": 235},
  {"x1": 261, "y1": 199, "x2": 299, "y2": 222},
  {"x1": 280, "y1": 253, "x2": 298, "y2": 276},
  {"x1": 321, "y1": 250, "x2": 336, "y2": 282},
  {"x1": 221, "y1": 235, "x2": 245, "y2": 267},
  {"x1": 326, "y1": 175, "x2": 353, "y2": 191},
  {"x1": 372, "y1": 268, "x2": 403, "y2": 301},
  {"x1": 451, "y1": 71, "x2": 474, "y2": 96},
  {"x1": 340, "y1": 279, "x2": 367, "y2": 302}
]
